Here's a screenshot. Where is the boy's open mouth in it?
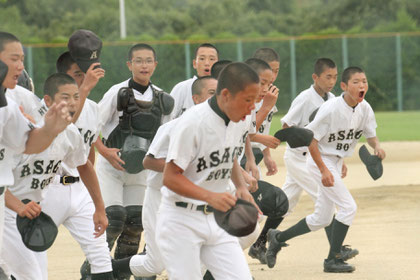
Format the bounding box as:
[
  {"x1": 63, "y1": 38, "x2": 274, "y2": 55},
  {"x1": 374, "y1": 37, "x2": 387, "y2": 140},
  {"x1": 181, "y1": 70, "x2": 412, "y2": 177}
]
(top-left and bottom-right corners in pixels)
[{"x1": 359, "y1": 91, "x2": 365, "y2": 98}]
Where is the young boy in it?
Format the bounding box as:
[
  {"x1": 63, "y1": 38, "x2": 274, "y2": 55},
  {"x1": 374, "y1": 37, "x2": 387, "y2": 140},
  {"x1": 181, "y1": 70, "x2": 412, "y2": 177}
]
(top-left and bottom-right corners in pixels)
[
  {"x1": 111, "y1": 76, "x2": 218, "y2": 279},
  {"x1": 3, "y1": 73, "x2": 88, "y2": 279},
  {"x1": 156, "y1": 62, "x2": 258, "y2": 279},
  {"x1": 266, "y1": 67, "x2": 386, "y2": 273},
  {"x1": 0, "y1": 32, "x2": 71, "y2": 275},
  {"x1": 167, "y1": 43, "x2": 219, "y2": 120},
  {"x1": 40, "y1": 51, "x2": 113, "y2": 280},
  {"x1": 95, "y1": 43, "x2": 172, "y2": 263},
  {"x1": 243, "y1": 57, "x2": 290, "y2": 265},
  {"x1": 280, "y1": 58, "x2": 358, "y2": 262}
]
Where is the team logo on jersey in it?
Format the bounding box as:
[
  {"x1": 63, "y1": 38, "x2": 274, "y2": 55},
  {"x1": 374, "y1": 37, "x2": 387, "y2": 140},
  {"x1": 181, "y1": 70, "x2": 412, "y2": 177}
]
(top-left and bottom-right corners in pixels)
[
  {"x1": 19, "y1": 160, "x2": 62, "y2": 190},
  {"x1": 327, "y1": 129, "x2": 363, "y2": 151},
  {"x1": 90, "y1": 50, "x2": 98, "y2": 59},
  {"x1": 195, "y1": 146, "x2": 243, "y2": 182},
  {"x1": 78, "y1": 128, "x2": 96, "y2": 146}
]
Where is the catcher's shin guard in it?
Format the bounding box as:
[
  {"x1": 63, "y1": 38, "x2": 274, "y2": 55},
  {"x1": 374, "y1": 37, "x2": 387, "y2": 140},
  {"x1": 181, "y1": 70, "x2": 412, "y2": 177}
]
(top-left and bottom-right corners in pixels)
[{"x1": 114, "y1": 205, "x2": 143, "y2": 259}]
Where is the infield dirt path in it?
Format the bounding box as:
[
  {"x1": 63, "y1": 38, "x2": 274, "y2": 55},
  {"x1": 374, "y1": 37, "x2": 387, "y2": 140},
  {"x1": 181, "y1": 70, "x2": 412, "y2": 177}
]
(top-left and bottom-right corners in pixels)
[{"x1": 47, "y1": 142, "x2": 420, "y2": 280}]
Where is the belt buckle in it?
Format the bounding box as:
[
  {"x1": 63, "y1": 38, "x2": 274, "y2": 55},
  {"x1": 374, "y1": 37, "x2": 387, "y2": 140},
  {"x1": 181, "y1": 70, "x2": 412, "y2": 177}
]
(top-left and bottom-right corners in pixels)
[
  {"x1": 203, "y1": 205, "x2": 211, "y2": 215},
  {"x1": 62, "y1": 176, "x2": 71, "y2": 185}
]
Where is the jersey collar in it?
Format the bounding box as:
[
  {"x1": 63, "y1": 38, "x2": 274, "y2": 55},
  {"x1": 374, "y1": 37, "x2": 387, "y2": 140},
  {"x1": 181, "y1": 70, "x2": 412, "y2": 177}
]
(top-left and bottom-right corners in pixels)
[
  {"x1": 209, "y1": 95, "x2": 230, "y2": 126},
  {"x1": 129, "y1": 78, "x2": 150, "y2": 94}
]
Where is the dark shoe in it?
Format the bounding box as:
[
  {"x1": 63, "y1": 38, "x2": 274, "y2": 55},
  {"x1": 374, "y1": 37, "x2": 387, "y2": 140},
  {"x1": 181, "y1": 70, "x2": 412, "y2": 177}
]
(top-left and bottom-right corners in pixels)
[
  {"x1": 341, "y1": 245, "x2": 359, "y2": 261},
  {"x1": 80, "y1": 259, "x2": 91, "y2": 280},
  {"x1": 323, "y1": 257, "x2": 355, "y2": 273},
  {"x1": 248, "y1": 243, "x2": 267, "y2": 264},
  {"x1": 265, "y1": 229, "x2": 288, "y2": 268}
]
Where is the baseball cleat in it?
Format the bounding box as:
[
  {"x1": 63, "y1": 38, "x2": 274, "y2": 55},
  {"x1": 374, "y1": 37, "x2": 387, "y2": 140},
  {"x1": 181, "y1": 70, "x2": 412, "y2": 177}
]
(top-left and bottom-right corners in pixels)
[
  {"x1": 265, "y1": 229, "x2": 288, "y2": 268},
  {"x1": 323, "y1": 257, "x2": 355, "y2": 273},
  {"x1": 248, "y1": 243, "x2": 267, "y2": 264},
  {"x1": 340, "y1": 245, "x2": 359, "y2": 261}
]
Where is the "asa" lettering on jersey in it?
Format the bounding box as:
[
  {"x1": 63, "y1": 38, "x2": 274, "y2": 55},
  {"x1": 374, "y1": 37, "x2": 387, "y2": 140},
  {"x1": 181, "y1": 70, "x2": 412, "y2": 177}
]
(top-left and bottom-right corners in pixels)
[{"x1": 327, "y1": 129, "x2": 363, "y2": 151}]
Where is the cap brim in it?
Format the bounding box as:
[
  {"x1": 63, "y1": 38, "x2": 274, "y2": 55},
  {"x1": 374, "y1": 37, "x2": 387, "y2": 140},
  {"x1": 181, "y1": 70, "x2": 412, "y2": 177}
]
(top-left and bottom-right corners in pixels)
[{"x1": 274, "y1": 127, "x2": 314, "y2": 148}]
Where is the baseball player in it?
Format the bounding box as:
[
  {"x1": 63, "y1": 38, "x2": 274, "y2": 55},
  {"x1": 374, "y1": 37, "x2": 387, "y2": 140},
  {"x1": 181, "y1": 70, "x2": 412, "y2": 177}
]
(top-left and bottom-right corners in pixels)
[
  {"x1": 155, "y1": 62, "x2": 259, "y2": 280},
  {"x1": 110, "y1": 76, "x2": 217, "y2": 279},
  {"x1": 3, "y1": 73, "x2": 88, "y2": 280},
  {"x1": 240, "y1": 56, "x2": 291, "y2": 265},
  {"x1": 0, "y1": 32, "x2": 72, "y2": 275},
  {"x1": 39, "y1": 52, "x2": 114, "y2": 280},
  {"x1": 210, "y1": 60, "x2": 232, "y2": 79},
  {"x1": 266, "y1": 66, "x2": 386, "y2": 273},
  {"x1": 95, "y1": 43, "x2": 173, "y2": 266},
  {"x1": 279, "y1": 58, "x2": 358, "y2": 262},
  {"x1": 165, "y1": 43, "x2": 219, "y2": 121}
]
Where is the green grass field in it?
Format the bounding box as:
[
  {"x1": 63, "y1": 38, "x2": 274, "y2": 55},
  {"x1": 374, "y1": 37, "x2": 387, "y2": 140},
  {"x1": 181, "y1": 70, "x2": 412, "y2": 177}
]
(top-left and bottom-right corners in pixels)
[{"x1": 270, "y1": 111, "x2": 420, "y2": 141}]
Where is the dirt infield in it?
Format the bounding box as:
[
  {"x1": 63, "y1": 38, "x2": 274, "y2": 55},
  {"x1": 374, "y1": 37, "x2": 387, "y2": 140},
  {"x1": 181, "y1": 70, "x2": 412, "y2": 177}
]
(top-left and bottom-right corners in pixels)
[{"x1": 47, "y1": 142, "x2": 420, "y2": 280}]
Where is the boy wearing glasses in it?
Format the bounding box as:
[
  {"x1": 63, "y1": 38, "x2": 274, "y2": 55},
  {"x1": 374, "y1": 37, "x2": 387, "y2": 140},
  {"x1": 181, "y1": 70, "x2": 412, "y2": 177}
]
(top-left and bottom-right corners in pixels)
[{"x1": 95, "y1": 43, "x2": 173, "y2": 266}]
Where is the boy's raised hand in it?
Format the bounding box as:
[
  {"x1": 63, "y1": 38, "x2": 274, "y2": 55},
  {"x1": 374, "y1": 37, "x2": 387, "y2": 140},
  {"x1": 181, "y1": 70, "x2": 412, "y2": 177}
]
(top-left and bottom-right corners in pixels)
[
  {"x1": 262, "y1": 84, "x2": 279, "y2": 109},
  {"x1": 43, "y1": 101, "x2": 72, "y2": 136}
]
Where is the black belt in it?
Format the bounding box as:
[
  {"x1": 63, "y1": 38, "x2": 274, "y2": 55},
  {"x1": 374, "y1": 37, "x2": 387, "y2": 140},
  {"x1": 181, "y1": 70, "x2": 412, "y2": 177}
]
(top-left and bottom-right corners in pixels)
[
  {"x1": 60, "y1": 176, "x2": 80, "y2": 185},
  {"x1": 175, "y1": 202, "x2": 214, "y2": 214}
]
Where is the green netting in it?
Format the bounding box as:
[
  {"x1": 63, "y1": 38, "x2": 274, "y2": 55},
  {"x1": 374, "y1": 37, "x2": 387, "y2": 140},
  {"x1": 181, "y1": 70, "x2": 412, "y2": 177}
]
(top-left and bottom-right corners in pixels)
[{"x1": 24, "y1": 34, "x2": 420, "y2": 111}]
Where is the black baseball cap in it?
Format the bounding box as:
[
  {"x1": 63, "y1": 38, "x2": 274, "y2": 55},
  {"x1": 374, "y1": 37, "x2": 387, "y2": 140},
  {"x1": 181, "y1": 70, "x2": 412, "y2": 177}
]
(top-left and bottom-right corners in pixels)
[
  {"x1": 68, "y1": 29, "x2": 102, "y2": 73},
  {"x1": 359, "y1": 144, "x2": 383, "y2": 180},
  {"x1": 213, "y1": 199, "x2": 258, "y2": 237},
  {"x1": 16, "y1": 202, "x2": 58, "y2": 252}
]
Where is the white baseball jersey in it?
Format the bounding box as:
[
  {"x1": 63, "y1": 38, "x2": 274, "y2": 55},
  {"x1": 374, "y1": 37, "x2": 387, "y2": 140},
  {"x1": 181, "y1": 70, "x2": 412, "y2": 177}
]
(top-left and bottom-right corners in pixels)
[
  {"x1": 146, "y1": 118, "x2": 179, "y2": 190},
  {"x1": 281, "y1": 85, "x2": 335, "y2": 152},
  {"x1": 252, "y1": 101, "x2": 277, "y2": 151},
  {"x1": 162, "y1": 96, "x2": 248, "y2": 205},
  {"x1": 9, "y1": 122, "x2": 87, "y2": 202},
  {"x1": 59, "y1": 99, "x2": 100, "y2": 176},
  {"x1": 6, "y1": 85, "x2": 47, "y2": 123},
  {"x1": 306, "y1": 94, "x2": 377, "y2": 158},
  {"x1": 0, "y1": 97, "x2": 34, "y2": 186},
  {"x1": 98, "y1": 79, "x2": 163, "y2": 139},
  {"x1": 166, "y1": 76, "x2": 197, "y2": 121}
]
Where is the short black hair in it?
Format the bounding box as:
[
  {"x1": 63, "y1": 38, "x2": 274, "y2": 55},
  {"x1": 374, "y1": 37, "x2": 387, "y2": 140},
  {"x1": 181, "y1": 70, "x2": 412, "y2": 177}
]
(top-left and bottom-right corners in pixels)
[
  {"x1": 195, "y1": 43, "x2": 219, "y2": 58},
  {"x1": 56, "y1": 51, "x2": 76, "y2": 73},
  {"x1": 342, "y1": 66, "x2": 364, "y2": 84},
  {"x1": 128, "y1": 43, "x2": 157, "y2": 61},
  {"x1": 0, "y1": 32, "x2": 20, "y2": 53},
  {"x1": 192, "y1": 76, "x2": 216, "y2": 96},
  {"x1": 253, "y1": 47, "x2": 279, "y2": 63},
  {"x1": 245, "y1": 58, "x2": 271, "y2": 75},
  {"x1": 217, "y1": 62, "x2": 259, "y2": 96},
  {"x1": 43, "y1": 73, "x2": 77, "y2": 98},
  {"x1": 211, "y1": 60, "x2": 232, "y2": 79},
  {"x1": 314, "y1": 58, "x2": 336, "y2": 76}
]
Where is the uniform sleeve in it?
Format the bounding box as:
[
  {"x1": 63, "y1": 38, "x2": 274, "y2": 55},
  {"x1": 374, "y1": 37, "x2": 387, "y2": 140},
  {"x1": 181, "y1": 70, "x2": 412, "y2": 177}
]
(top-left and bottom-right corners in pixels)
[
  {"x1": 305, "y1": 103, "x2": 331, "y2": 141},
  {"x1": 168, "y1": 82, "x2": 186, "y2": 120},
  {"x1": 248, "y1": 110, "x2": 257, "y2": 134},
  {"x1": 147, "y1": 123, "x2": 171, "y2": 159},
  {"x1": 0, "y1": 99, "x2": 33, "y2": 153},
  {"x1": 62, "y1": 126, "x2": 88, "y2": 169},
  {"x1": 166, "y1": 118, "x2": 198, "y2": 171},
  {"x1": 98, "y1": 88, "x2": 119, "y2": 134},
  {"x1": 363, "y1": 104, "x2": 377, "y2": 138},
  {"x1": 281, "y1": 96, "x2": 305, "y2": 127}
]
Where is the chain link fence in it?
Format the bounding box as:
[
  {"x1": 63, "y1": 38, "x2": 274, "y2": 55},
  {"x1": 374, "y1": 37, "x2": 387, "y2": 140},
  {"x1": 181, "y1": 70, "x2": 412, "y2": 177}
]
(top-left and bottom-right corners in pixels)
[{"x1": 24, "y1": 32, "x2": 420, "y2": 112}]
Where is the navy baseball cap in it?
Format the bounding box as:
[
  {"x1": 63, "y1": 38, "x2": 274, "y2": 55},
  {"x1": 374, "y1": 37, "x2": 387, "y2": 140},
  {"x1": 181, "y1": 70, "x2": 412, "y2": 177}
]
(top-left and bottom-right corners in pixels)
[
  {"x1": 214, "y1": 199, "x2": 258, "y2": 237},
  {"x1": 359, "y1": 144, "x2": 383, "y2": 180},
  {"x1": 68, "y1": 29, "x2": 102, "y2": 73}
]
